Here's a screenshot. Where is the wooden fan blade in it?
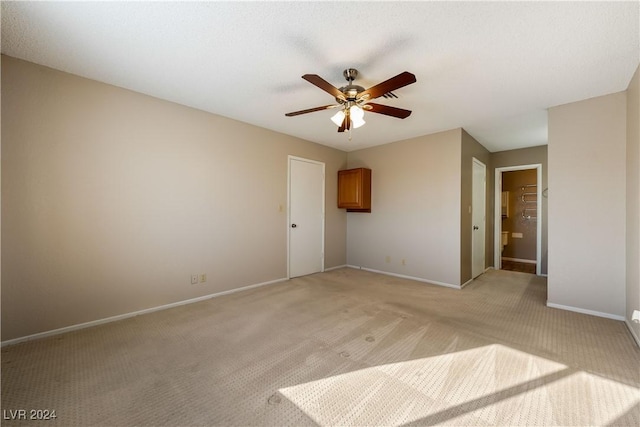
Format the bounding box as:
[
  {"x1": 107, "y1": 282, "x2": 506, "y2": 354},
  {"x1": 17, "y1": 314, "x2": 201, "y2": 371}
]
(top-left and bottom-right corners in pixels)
[
  {"x1": 357, "y1": 71, "x2": 416, "y2": 100},
  {"x1": 285, "y1": 104, "x2": 339, "y2": 117},
  {"x1": 337, "y1": 109, "x2": 350, "y2": 132},
  {"x1": 364, "y1": 102, "x2": 412, "y2": 119},
  {"x1": 302, "y1": 74, "x2": 346, "y2": 101}
]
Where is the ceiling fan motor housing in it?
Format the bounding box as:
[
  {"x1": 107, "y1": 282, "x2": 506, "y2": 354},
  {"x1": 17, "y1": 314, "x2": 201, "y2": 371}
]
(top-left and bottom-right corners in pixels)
[
  {"x1": 337, "y1": 68, "x2": 364, "y2": 103},
  {"x1": 337, "y1": 85, "x2": 365, "y2": 103}
]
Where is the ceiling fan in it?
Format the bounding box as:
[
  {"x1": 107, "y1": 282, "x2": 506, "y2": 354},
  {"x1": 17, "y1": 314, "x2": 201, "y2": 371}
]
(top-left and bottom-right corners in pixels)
[{"x1": 285, "y1": 68, "x2": 417, "y2": 133}]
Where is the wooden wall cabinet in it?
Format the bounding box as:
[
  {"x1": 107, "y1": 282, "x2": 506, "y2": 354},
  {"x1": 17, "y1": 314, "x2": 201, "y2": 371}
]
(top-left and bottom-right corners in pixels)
[{"x1": 338, "y1": 168, "x2": 371, "y2": 212}]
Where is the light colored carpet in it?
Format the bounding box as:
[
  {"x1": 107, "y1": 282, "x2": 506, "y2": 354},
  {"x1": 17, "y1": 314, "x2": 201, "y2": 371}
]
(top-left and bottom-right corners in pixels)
[{"x1": 2, "y1": 268, "x2": 639, "y2": 426}]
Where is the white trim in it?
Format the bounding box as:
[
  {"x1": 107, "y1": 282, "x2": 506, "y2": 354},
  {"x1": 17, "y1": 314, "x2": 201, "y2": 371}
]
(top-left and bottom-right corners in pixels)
[
  {"x1": 324, "y1": 264, "x2": 347, "y2": 272},
  {"x1": 347, "y1": 265, "x2": 461, "y2": 290},
  {"x1": 1, "y1": 277, "x2": 288, "y2": 348},
  {"x1": 624, "y1": 319, "x2": 640, "y2": 348},
  {"x1": 494, "y1": 163, "x2": 543, "y2": 276},
  {"x1": 536, "y1": 166, "x2": 542, "y2": 276},
  {"x1": 501, "y1": 257, "x2": 536, "y2": 264},
  {"x1": 287, "y1": 156, "x2": 326, "y2": 279},
  {"x1": 546, "y1": 302, "x2": 625, "y2": 321}
]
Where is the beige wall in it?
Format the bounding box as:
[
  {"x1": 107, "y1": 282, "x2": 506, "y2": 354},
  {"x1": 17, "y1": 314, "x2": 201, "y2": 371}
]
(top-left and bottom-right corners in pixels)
[
  {"x1": 346, "y1": 129, "x2": 462, "y2": 286},
  {"x1": 1, "y1": 56, "x2": 347, "y2": 341},
  {"x1": 501, "y1": 170, "x2": 538, "y2": 260},
  {"x1": 460, "y1": 129, "x2": 492, "y2": 283},
  {"x1": 626, "y1": 64, "x2": 640, "y2": 342},
  {"x1": 548, "y1": 92, "x2": 627, "y2": 318}
]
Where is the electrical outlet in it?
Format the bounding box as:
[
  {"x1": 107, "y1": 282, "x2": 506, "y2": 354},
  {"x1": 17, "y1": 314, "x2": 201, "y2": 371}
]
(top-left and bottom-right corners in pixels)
[
  {"x1": 385, "y1": 256, "x2": 391, "y2": 263},
  {"x1": 200, "y1": 273, "x2": 207, "y2": 283},
  {"x1": 190, "y1": 274, "x2": 198, "y2": 285}
]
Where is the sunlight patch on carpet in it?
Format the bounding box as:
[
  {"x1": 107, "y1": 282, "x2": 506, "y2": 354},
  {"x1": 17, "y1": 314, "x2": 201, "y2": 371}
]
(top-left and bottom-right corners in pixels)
[{"x1": 279, "y1": 344, "x2": 639, "y2": 426}]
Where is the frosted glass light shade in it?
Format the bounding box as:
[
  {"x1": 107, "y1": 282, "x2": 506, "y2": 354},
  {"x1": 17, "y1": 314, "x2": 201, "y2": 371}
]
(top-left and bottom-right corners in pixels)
[
  {"x1": 350, "y1": 106, "x2": 366, "y2": 128},
  {"x1": 331, "y1": 110, "x2": 345, "y2": 126}
]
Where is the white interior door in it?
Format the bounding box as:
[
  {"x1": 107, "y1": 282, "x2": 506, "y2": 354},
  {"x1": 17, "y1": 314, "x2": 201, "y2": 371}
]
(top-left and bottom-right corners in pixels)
[
  {"x1": 472, "y1": 158, "x2": 486, "y2": 278},
  {"x1": 288, "y1": 157, "x2": 324, "y2": 278}
]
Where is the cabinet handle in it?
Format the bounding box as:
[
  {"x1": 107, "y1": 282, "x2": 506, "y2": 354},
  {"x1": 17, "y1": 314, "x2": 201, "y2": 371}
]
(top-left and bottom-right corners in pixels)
[{"x1": 291, "y1": 224, "x2": 297, "y2": 228}]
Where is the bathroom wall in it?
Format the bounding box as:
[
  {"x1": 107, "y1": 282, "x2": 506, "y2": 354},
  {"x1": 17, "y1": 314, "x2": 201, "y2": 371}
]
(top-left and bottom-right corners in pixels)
[{"x1": 501, "y1": 169, "x2": 538, "y2": 261}]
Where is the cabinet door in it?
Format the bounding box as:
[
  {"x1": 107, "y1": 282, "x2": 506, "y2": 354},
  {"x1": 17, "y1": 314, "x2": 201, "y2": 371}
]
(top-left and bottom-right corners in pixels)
[
  {"x1": 338, "y1": 168, "x2": 371, "y2": 211},
  {"x1": 338, "y1": 169, "x2": 362, "y2": 208}
]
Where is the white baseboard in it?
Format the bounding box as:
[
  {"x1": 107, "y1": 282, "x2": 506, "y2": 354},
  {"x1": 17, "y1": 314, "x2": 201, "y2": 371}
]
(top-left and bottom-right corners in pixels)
[
  {"x1": 625, "y1": 319, "x2": 640, "y2": 348},
  {"x1": 1, "y1": 277, "x2": 288, "y2": 348},
  {"x1": 324, "y1": 264, "x2": 347, "y2": 272},
  {"x1": 347, "y1": 265, "x2": 461, "y2": 290},
  {"x1": 546, "y1": 302, "x2": 625, "y2": 321},
  {"x1": 501, "y1": 257, "x2": 536, "y2": 264}
]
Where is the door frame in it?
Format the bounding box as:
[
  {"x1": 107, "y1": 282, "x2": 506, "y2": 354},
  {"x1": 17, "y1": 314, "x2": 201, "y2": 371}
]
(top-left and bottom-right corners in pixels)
[
  {"x1": 494, "y1": 164, "x2": 542, "y2": 275},
  {"x1": 287, "y1": 155, "x2": 325, "y2": 279},
  {"x1": 472, "y1": 158, "x2": 487, "y2": 279}
]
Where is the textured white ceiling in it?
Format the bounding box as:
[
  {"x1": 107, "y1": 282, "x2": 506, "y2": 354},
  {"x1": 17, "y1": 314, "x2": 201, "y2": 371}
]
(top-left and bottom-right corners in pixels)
[{"x1": 2, "y1": 1, "x2": 639, "y2": 152}]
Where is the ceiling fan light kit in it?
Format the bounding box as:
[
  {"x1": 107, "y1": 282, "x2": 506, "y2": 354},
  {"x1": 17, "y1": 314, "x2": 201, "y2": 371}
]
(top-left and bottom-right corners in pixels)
[
  {"x1": 286, "y1": 68, "x2": 416, "y2": 138},
  {"x1": 332, "y1": 105, "x2": 365, "y2": 129}
]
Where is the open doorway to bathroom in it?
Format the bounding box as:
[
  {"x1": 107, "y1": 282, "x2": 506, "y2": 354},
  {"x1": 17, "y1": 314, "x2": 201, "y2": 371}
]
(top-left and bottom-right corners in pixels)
[{"x1": 494, "y1": 164, "x2": 542, "y2": 275}]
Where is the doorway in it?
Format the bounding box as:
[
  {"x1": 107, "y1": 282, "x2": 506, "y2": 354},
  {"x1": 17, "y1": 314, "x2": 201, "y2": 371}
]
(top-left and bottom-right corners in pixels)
[
  {"x1": 494, "y1": 164, "x2": 542, "y2": 275},
  {"x1": 288, "y1": 156, "x2": 325, "y2": 278}
]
